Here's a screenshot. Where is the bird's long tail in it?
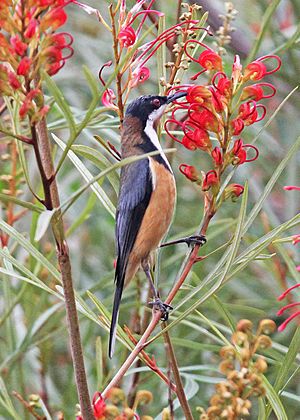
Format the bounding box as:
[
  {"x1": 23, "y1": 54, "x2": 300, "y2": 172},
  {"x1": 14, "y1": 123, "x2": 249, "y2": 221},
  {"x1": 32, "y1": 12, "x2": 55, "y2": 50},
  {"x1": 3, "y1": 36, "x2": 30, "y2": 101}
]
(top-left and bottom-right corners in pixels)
[{"x1": 108, "y1": 273, "x2": 125, "y2": 358}]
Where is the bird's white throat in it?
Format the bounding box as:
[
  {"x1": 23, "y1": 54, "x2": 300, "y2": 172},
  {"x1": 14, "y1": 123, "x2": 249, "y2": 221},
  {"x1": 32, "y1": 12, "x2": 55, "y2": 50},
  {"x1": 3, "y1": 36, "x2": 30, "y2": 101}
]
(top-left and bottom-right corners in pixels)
[{"x1": 144, "y1": 107, "x2": 172, "y2": 172}]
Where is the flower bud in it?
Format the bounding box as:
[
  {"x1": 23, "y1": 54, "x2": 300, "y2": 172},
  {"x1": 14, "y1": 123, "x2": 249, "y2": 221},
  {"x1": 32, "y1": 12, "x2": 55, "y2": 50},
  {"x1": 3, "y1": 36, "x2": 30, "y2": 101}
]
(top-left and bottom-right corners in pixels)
[
  {"x1": 202, "y1": 170, "x2": 219, "y2": 192},
  {"x1": 106, "y1": 387, "x2": 125, "y2": 404},
  {"x1": 179, "y1": 164, "x2": 199, "y2": 182},
  {"x1": 104, "y1": 405, "x2": 120, "y2": 419},
  {"x1": 17, "y1": 57, "x2": 32, "y2": 76},
  {"x1": 135, "y1": 390, "x2": 153, "y2": 406},
  {"x1": 256, "y1": 335, "x2": 272, "y2": 349},
  {"x1": 211, "y1": 147, "x2": 223, "y2": 166},
  {"x1": 257, "y1": 319, "x2": 276, "y2": 335},
  {"x1": 254, "y1": 357, "x2": 268, "y2": 373},
  {"x1": 162, "y1": 408, "x2": 171, "y2": 420},
  {"x1": 219, "y1": 345, "x2": 236, "y2": 360}
]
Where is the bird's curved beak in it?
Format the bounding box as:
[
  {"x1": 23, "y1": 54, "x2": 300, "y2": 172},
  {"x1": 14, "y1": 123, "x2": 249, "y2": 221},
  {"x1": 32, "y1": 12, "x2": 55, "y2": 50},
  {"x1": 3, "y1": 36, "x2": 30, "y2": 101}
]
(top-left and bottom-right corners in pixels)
[{"x1": 166, "y1": 91, "x2": 187, "y2": 104}]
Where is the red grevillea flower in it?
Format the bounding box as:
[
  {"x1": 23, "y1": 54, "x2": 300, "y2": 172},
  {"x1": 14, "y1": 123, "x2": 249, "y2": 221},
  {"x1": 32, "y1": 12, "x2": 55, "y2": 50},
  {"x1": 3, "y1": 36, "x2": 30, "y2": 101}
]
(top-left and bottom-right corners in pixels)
[
  {"x1": 212, "y1": 72, "x2": 232, "y2": 98},
  {"x1": 77, "y1": 392, "x2": 106, "y2": 420},
  {"x1": 231, "y1": 118, "x2": 244, "y2": 135},
  {"x1": 118, "y1": 25, "x2": 136, "y2": 47},
  {"x1": 283, "y1": 185, "x2": 300, "y2": 191},
  {"x1": 179, "y1": 164, "x2": 199, "y2": 182},
  {"x1": 40, "y1": 7, "x2": 67, "y2": 31},
  {"x1": 186, "y1": 85, "x2": 212, "y2": 104},
  {"x1": 238, "y1": 101, "x2": 266, "y2": 126},
  {"x1": 8, "y1": 72, "x2": 21, "y2": 89},
  {"x1": 198, "y1": 49, "x2": 223, "y2": 71},
  {"x1": 130, "y1": 65, "x2": 150, "y2": 87},
  {"x1": 224, "y1": 183, "x2": 245, "y2": 201},
  {"x1": 277, "y1": 283, "x2": 300, "y2": 331},
  {"x1": 202, "y1": 170, "x2": 219, "y2": 191},
  {"x1": 93, "y1": 392, "x2": 106, "y2": 419},
  {"x1": 244, "y1": 55, "x2": 281, "y2": 81},
  {"x1": 102, "y1": 88, "x2": 118, "y2": 110},
  {"x1": 17, "y1": 57, "x2": 32, "y2": 76},
  {"x1": 231, "y1": 139, "x2": 259, "y2": 165},
  {"x1": 10, "y1": 35, "x2": 27, "y2": 56},
  {"x1": 241, "y1": 83, "x2": 276, "y2": 101},
  {"x1": 211, "y1": 147, "x2": 223, "y2": 166},
  {"x1": 189, "y1": 106, "x2": 220, "y2": 133},
  {"x1": 24, "y1": 19, "x2": 38, "y2": 39},
  {"x1": 182, "y1": 128, "x2": 210, "y2": 151}
]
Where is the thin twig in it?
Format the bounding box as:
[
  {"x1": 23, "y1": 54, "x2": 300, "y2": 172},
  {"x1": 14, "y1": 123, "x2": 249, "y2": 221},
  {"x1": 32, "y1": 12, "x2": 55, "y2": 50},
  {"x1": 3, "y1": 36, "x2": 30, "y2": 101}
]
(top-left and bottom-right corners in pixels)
[{"x1": 162, "y1": 322, "x2": 194, "y2": 420}]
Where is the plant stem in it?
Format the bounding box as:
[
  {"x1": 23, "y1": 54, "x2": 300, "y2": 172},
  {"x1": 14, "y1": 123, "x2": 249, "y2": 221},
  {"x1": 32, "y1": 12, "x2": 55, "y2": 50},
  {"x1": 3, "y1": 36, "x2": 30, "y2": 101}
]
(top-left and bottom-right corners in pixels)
[
  {"x1": 162, "y1": 322, "x2": 194, "y2": 420},
  {"x1": 32, "y1": 117, "x2": 94, "y2": 419}
]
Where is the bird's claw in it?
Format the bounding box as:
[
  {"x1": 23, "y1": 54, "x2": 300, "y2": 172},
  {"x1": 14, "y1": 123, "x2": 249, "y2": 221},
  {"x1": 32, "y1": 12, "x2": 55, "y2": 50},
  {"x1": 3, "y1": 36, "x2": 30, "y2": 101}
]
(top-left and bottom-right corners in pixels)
[
  {"x1": 184, "y1": 235, "x2": 207, "y2": 247},
  {"x1": 149, "y1": 298, "x2": 173, "y2": 321}
]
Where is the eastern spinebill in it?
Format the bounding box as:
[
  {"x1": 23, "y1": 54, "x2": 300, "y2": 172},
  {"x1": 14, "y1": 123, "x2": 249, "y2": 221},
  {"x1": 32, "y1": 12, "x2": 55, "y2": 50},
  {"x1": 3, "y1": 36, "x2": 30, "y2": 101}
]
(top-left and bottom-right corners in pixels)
[{"x1": 109, "y1": 91, "x2": 187, "y2": 358}]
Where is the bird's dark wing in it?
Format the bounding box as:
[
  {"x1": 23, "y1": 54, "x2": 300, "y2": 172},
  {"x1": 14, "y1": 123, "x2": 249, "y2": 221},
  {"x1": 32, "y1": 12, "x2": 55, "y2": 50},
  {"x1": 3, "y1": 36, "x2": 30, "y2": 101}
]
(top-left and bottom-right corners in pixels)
[{"x1": 109, "y1": 158, "x2": 152, "y2": 357}]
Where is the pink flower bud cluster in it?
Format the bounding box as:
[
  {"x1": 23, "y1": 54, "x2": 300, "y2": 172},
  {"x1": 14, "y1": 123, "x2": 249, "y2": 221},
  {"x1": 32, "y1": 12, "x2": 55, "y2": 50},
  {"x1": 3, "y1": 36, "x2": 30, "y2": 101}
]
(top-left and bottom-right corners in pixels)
[
  {"x1": 165, "y1": 44, "x2": 281, "y2": 202},
  {"x1": 0, "y1": 0, "x2": 73, "y2": 121}
]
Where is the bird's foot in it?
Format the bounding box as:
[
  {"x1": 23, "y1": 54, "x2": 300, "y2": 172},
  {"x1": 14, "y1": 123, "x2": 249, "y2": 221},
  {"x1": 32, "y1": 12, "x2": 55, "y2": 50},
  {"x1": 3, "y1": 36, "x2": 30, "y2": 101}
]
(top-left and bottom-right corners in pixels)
[
  {"x1": 184, "y1": 235, "x2": 207, "y2": 247},
  {"x1": 160, "y1": 234, "x2": 206, "y2": 248},
  {"x1": 149, "y1": 298, "x2": 173, "y2": 321}
]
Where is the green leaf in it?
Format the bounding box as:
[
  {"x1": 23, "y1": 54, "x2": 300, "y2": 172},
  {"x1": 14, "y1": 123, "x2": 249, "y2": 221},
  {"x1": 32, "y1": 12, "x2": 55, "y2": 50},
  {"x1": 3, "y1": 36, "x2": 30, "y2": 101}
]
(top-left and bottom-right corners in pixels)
[
  {"x1": 252, "y1": 87, "x2": 299, "y2": 145},
  {"x1": 264, "y1": 328, "x2": 300, "y2": 418},
  {"x1": 34, "y1": 209, "x2": 56, "y2": 241},
  {"x1": 262, "y1": 375, "x2": 288, "y2": 420},
  {"x1": 243, "y1": 135, "x2": 300, "y2": 233},
  {"x1": 0, "y1": 219, "x2": 61, "y2": 282},
  {"x1": 83, "y1": 65, "x2": 100, "y2": 99},
  {"x1": 72, "y1": 144, "x2": 119, "y2": 193},
  {"x1": 0, "y1": 193, "x2": 43, "y2": 213},
  {"x1": 246, "y1": 0, "x2": 282, "y2": 63},
  {"x1": 0, "y1": 376, "x2": 22, "y2": 420},
  {"x1": 52, "y1": 133, "x2": 116, "y2": 218},
  {"x1": 42, "y1": 71, "x2": 76, "y2": 137}
]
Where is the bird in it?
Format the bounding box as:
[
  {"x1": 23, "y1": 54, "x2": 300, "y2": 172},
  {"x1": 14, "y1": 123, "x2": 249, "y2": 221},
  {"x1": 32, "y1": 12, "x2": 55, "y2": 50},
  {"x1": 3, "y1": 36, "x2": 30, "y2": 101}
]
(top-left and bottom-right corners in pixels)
[{"x1": 109, "y1": 91, "x2": 187, "y2": 358}]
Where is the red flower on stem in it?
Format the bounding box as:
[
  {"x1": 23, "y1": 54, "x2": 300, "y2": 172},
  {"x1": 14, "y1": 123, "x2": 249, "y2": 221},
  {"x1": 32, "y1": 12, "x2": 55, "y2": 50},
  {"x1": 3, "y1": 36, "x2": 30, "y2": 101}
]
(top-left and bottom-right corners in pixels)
[
  {"x1": 179, "y1": 164, "x2": 199, "y2": 182},
  {"x1": 244, "y1": 55, "x2": 281, "y2": 81},
  {"x1": 202, "y1": 170, "x2": 219, "y2": 191}
]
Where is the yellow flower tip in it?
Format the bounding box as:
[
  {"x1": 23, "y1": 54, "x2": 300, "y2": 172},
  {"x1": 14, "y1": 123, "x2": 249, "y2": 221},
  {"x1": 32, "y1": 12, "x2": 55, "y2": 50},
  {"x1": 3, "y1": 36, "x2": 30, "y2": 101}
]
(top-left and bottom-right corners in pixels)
[
  {"x1": 123, "y1": 407, "x2": 135, "y2": 419},
  {"x1": 219, "y1": 360, "x2": 235, "y2": 374},
  {"x1": 219, "y1": 345, "x2": 236, "y2": 360},
  {"x1": 162, "y1": 408, "x2": 171, "y2": 420},
  {"x1": 106, "y1": 387, "x2": 125, "y2": 404},
  {"x1": 258, "y1": 319, "x2": 277, "y2": 335},
  {"x1": 104, "y1": 404, "x2": 120, "y2": 419},
  {"x1": 256, "y1": 335, "x2": 272, "y2": 349},
  {"x1": 135, "y1": 390, "x2": 153, "y2": 405},
  {"x1": 236, "y1": 319, "x2": 253, "y2": 332},
  {"x1": 254, "y1": 357, "x2": 268, "y2": 373}
]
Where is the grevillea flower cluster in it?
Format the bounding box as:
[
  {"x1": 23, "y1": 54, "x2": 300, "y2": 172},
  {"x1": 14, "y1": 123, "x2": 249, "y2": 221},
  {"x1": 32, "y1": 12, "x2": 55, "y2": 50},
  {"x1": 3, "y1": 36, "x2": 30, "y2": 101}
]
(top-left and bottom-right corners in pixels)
[
  {"x1": 165, "y1": 43, "x2": 281, "y2": 210},
  {"x1": 0, "y1": 0, "x2": 73, "y2": 122},
  {"x1": 76, "y1": 388, "x2": 153, "y2": 419},
  {"x1": 76, "y1": 0, "x2": 204, "y2": 120},
  {"x1": 199, "y1": 319, "x2": 276, "y2": 419}
]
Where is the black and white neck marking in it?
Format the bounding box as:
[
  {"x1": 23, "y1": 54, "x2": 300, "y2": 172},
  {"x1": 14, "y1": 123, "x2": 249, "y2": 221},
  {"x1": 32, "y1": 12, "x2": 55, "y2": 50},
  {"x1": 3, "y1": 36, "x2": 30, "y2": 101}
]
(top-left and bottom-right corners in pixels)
[{"x1": 143, "y1": 106, "x2": 172, "y2": 173}]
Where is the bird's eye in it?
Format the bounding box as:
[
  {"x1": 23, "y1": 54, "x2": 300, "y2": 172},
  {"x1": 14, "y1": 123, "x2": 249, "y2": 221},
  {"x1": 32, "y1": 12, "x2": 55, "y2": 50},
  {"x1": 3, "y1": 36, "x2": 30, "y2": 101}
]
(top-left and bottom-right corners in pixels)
[{"x1": 151, "y1": 98, "x2": 161, "y2": 108}]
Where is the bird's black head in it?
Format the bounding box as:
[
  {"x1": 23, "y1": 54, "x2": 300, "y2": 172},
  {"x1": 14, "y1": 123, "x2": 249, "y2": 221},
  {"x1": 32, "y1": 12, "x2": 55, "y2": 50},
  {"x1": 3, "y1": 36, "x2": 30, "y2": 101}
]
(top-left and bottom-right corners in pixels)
[{"x1": 125, "y1": 91, "x2": 186, "y2": 125}]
